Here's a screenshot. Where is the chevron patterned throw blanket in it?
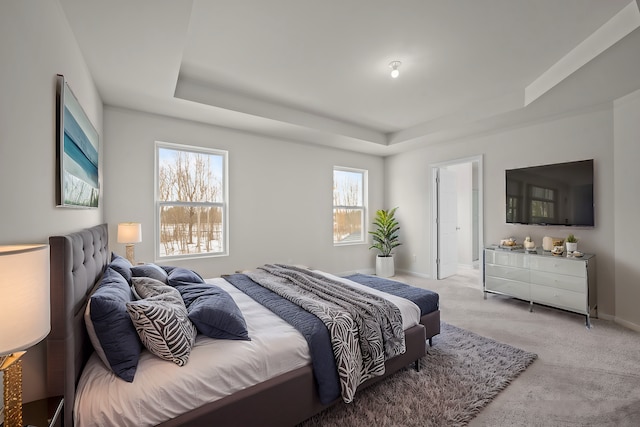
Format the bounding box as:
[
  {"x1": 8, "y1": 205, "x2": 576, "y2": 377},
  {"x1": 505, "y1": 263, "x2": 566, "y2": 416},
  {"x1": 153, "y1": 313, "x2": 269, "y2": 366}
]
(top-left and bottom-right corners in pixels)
[{"x1": 245, "y1": 264, "x2": 405, "y2": 403}]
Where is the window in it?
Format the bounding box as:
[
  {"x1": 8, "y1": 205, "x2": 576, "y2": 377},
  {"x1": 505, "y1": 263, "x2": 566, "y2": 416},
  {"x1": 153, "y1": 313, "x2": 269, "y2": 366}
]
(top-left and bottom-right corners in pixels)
[
  {"x1": 333, "y1": 167, "x2": 367, "y2": 245},
  {"x1": 155, "y1": 142, "x2": 228, "y2": 260}
]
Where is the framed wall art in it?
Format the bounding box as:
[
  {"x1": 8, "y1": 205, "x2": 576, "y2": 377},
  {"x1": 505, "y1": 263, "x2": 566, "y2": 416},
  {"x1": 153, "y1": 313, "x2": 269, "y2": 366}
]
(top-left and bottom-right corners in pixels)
[{"x1": 56, "y1": 74, "x2": 99, "y2": 208}]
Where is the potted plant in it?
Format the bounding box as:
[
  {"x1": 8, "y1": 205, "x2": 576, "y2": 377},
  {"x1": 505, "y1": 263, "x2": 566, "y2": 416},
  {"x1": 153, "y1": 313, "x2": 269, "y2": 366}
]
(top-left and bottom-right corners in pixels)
[
  {"x1": 369, "y1": 207, "x2": 402, "y2": 277},
  {"x1": 565, "y1": 234, "x2": 578, "y2": 253}
]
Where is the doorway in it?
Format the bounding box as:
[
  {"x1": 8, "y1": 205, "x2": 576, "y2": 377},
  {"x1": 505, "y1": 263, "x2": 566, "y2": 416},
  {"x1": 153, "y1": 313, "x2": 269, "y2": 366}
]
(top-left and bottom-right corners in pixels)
[{"x1": 431, "y1": 155, "x2": 483, "y2": 280}]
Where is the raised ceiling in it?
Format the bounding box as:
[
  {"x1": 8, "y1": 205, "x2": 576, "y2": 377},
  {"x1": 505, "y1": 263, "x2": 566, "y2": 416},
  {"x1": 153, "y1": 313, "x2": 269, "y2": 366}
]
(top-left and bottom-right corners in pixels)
[{"x1": 60, "y1": 0, "x2": 640, "y2": 155}]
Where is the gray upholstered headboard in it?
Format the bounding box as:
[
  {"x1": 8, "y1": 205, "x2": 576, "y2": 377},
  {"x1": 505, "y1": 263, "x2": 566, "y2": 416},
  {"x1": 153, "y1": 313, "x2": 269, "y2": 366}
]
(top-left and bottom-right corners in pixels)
[{"x1": 47, "y1": 224, "x2": 109, "y2": 427}]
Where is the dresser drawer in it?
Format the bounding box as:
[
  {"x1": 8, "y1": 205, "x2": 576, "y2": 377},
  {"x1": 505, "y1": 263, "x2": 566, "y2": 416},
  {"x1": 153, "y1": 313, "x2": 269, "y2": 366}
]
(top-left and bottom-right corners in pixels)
[
  {"x1": 529, "y1": 270, "x2": 586, "y2": 293},
  {"x1": 530, "y1": 285, "x2": 586, "y2": 314},
  {"x1": 529, "y1": 256, "x2": 586, "y2": 277},
  {"x1": 489, "y1": 251, "x2": 528, "y2": 268},
  {"x1": 485, "y1": 264, "x2": 530, "y2": 283},
  {"x1": 485, "y1": 276, "x2": 530, "y2": 300}
]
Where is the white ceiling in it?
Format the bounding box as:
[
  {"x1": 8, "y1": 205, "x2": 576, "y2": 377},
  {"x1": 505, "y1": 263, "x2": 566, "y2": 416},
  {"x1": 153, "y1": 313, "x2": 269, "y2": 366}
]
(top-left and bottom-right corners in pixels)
[{"x1": 59, "y1": 0, "x2": 640, "y2": 156}]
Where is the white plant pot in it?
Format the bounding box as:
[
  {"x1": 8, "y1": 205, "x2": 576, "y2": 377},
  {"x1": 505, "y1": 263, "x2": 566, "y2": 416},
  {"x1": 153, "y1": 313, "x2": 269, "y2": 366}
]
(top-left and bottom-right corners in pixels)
[
  {"x1": 376, "y1": 255, "x2": 395, "y2": 277},
  {"x1": 566, "y1": 242, "x2": 578, "y2": 253}
]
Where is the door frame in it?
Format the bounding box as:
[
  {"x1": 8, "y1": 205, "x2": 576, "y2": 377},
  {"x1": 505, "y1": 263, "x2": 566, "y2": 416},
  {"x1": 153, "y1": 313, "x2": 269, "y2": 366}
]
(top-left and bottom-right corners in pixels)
[{"x1": 430, "y1": 155, "x2": 484, "y2": 279}]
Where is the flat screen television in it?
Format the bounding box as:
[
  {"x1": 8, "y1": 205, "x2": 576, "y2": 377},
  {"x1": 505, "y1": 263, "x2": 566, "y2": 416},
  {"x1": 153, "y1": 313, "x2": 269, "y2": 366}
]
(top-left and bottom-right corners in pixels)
[{"x1": 505, "y1": 159, "x2": 594, "y2": 226}]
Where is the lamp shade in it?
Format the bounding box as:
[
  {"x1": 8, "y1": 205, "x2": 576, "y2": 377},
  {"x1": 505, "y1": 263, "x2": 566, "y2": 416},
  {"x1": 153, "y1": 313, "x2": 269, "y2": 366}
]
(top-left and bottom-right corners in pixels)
[
  {"x1": 117, "y1": 222, "x2": 142, "y2": 244},
  {"x1": 0, "y1": 244, "x2": 50, "y2": 356}
]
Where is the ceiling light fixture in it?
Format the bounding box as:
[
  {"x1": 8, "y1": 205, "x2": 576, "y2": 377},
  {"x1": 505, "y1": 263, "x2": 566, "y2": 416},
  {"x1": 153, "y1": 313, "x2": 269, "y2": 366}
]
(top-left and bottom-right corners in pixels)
[{"x1": 389, "y1": 61, "x2": 401, "y2": 78}]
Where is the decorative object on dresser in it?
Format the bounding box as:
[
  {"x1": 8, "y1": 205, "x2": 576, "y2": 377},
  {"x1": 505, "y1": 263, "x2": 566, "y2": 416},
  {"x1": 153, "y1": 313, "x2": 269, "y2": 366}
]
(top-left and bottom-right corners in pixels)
[
  {"x1": 117, "y1": 222, "x2": 142, "y2": 264},
  {"x1": 0, "y1": 244, "x2": 51, "y2": 427},
  {"x1": 523, "y1": 236, "x2": 536, "y2": 251},
  {"x1": 499, "y1": 238, "x2": 523, "y2": 250},
  {"x1": 369, "y1": 207, "x2": 401, "y2": 277},
  {"x1": 565, "y1": 234, "x2": 578, "y2": 254},
  {"x1": 483, "y1": 247, "x2": 596, "y2": 328},
  {"x1": 542, "y1": 236, "x2": 564, "y2": 252}
]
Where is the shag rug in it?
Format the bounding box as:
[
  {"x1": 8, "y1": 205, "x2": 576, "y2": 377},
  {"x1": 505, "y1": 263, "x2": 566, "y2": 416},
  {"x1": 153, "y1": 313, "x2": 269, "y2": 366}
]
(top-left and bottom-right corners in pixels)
[{"x1": 298, "y1": 322, "x2": 537, "y2": 427}]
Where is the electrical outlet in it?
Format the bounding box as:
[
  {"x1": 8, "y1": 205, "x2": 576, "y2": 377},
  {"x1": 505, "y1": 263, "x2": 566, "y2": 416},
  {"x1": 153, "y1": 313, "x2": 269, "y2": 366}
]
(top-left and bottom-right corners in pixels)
[{"x1": 412, "y1": 254, "x2": 417, "y2": 262}]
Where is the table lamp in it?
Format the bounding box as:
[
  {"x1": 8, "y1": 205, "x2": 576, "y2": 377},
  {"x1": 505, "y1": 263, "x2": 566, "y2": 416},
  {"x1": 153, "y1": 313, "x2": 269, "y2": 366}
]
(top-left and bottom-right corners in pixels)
[
  {"x1": 117, "y1": 222, "x2": 142, "y2": 264},
  {"x1": 0, "y1": 244, "x2": 50, "y2": 427}
]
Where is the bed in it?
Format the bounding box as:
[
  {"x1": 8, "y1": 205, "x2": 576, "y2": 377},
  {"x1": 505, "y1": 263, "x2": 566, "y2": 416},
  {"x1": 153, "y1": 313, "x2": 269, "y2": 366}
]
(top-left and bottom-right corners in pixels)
[{"x1": 46, "y1": 224, "x2": 440, "y2": 426}]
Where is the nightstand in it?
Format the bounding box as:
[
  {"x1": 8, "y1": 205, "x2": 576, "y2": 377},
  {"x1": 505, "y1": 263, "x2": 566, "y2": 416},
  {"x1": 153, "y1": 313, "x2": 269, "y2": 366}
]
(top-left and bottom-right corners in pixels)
[{"x1": 21, "y1": 396, "x2": 63, "y2": 427}]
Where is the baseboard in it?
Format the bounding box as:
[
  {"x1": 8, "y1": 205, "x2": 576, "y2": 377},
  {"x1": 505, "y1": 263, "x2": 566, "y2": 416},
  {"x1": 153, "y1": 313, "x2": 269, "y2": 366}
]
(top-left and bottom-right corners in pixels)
[
  {"x1": 396, "y1": 269, "x2": 432, "y2": 279},
  {"x1": 598, "y1": 312, "x2": 615, "y2": 321},
  {"x1": 613, "y1": 316, "x2": 640, "y2": 332},
  {"x1": 595, "y1": 312, "x2": 640, "y2": 332}
]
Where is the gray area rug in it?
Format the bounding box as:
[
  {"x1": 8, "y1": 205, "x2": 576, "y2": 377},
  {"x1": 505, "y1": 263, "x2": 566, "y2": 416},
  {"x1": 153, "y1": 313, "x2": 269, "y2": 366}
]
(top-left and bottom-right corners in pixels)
[{"x1": 298, "y1": 322, "x2": 537, "y2": 427}]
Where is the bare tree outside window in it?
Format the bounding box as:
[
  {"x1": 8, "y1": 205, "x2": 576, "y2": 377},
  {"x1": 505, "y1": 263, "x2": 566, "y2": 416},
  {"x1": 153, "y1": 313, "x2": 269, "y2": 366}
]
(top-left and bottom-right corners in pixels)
[
  {"x1": 333, "y1": 167, "x2": 367, "y2": 244},
  {"x1": 157, "y1": 143, "x2": 227, "y2": 259}
]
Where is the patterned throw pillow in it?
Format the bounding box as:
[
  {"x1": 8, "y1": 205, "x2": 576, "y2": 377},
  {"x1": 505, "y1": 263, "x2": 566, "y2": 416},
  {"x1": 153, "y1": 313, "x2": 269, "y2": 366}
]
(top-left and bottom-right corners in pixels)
[
  {"x1": 131, "y1": 276, "x2": 173, "y2": 299},
  {"x1": 126, "y1": 281, "x2": 197, "y2": 366}
]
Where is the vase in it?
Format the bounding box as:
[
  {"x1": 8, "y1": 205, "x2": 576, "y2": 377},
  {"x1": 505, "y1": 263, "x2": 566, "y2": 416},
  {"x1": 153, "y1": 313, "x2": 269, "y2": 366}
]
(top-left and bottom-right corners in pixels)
[
  {"x1": 376, "y1": 255, "x2": 395, "y2": 277},
  {"x1": 566, "y1": 242, "x2": 578, "y2": 253}
]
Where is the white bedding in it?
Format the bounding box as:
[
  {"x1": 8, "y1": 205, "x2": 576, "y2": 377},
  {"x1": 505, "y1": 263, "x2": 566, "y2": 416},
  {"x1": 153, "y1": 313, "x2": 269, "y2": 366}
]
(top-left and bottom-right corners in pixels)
[{"x1": 74, "y1": 275, "x2": 420, "y2": 427}]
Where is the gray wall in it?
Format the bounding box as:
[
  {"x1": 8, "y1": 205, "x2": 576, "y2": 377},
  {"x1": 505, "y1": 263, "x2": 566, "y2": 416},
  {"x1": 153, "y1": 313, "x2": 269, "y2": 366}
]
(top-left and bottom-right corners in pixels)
[
  {"x1": 0, "y1": 1, "x2": 103, "y2": 403},
  {"x1": 613, "y1": 89, "x2": 640, "y2": 330},
  {"x1": 103, "y1": 107, "x2": 384, "y2": 279}
]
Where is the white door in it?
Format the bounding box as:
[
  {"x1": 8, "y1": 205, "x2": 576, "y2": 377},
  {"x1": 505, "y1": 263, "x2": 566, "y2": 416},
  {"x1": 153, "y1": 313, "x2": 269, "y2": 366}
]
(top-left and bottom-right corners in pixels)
[{"x1": 438, "y1": 168, "x2": 458, "y2": 279}]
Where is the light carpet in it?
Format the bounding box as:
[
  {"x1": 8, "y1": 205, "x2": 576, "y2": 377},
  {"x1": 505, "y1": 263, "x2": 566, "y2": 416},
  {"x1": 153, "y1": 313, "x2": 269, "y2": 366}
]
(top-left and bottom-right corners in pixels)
[{"x1": 298, "y1": 322, "x2": 537, "y2": 427}]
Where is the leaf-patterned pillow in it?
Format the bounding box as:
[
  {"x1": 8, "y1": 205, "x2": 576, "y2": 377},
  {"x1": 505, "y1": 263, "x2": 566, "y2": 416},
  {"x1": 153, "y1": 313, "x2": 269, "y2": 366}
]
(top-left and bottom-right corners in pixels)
[{"x1": 126, "y1": 290, "x2": 197, "y2": 366}]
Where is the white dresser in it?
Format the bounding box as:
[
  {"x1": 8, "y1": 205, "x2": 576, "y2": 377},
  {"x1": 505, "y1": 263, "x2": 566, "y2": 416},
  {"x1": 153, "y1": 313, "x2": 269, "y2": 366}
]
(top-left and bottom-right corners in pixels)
[{"x1": 483, "y1": 247, "x2": 596, "y2": 327}]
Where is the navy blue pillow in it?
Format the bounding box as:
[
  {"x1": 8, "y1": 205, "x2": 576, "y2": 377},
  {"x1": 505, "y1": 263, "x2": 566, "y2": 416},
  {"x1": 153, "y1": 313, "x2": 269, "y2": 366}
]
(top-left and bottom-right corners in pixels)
[
  {"x1": 167, "y1": 267, "x2": 205, "y2": 287},
  {"x1": 173, "y1": 283, "x2": 250, "y2": 341},
  {"x1": 109, "y1": 253, "x2": 132, "y2": 282},
  {"x1": 89, "y1": 267, "x2": 141, "y2": 382},
  {"x1": 131, "y1": 263, "x2": 168, "y2": 283}
]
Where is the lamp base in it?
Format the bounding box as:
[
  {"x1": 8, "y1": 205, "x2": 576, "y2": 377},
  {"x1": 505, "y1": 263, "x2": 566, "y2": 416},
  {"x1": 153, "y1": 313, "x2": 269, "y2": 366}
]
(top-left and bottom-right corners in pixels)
[
  {"x1": 1, "y1": 351, "x2": 25, "y2": 427},
  {"x1": 125, "y1": 244, "x2": 136, "y2": 265}
]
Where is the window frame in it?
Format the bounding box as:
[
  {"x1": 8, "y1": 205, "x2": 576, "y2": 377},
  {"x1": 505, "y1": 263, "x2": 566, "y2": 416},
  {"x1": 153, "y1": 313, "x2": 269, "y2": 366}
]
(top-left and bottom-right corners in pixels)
[
  {"x1": 333, "y1": 166, "x2": 368, "y2": 246},
  {"x1": 154, "y1": 141, "x2": 229, "y2": 261}
]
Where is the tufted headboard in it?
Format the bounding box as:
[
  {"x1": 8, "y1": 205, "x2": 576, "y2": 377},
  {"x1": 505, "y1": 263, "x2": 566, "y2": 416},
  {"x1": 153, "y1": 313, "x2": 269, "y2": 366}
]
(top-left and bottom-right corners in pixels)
[{"x1": 47, "y1": 224, "x2": 109, "y2": 427}]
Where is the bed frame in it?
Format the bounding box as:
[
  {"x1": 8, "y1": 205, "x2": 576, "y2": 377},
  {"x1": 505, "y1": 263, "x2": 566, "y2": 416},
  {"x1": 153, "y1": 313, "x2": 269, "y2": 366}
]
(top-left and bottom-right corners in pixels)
[{"x1": 46, "y1": 224, "x2": 440, "y2": 427}]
